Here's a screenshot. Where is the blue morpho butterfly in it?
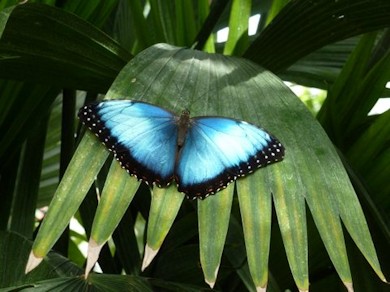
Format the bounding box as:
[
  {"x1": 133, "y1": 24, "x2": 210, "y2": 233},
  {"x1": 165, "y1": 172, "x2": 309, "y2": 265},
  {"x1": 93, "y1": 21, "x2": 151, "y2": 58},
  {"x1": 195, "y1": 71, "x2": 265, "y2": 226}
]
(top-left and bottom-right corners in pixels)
[{"x1": 78, "y1": 100, "x2": 285, "y2": 200}]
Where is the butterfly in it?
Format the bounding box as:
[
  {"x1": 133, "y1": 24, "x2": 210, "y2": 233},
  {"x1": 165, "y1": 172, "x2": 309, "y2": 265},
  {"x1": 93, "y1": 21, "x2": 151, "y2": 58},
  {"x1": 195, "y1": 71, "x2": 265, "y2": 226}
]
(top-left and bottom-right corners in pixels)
[{"x1": 78, "y1": 100, "x2": 285, "y2": 200}]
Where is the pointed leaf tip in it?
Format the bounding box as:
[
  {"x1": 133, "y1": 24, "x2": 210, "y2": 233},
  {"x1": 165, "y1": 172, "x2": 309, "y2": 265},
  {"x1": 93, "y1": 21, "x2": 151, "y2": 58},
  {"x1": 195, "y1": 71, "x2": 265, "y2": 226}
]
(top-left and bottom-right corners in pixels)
[
  {"x1": 141, "y1": 244, "x2": 159, "y2": 271},
  {"x1": 25, "y1": 250, "x2": 43, "y2": 274},
  {"x1": 205, "y1": 279, "x2": 215, "y2": 289},
  {"x1": 344, "y1": 282, "x2": 354, "y2": 292},
  {"x1": 204, "y1": 266, "x2": 219, "y2": 288},
  {"x1": 85, "y1": 238, "x2": 103, "y2": 278}
]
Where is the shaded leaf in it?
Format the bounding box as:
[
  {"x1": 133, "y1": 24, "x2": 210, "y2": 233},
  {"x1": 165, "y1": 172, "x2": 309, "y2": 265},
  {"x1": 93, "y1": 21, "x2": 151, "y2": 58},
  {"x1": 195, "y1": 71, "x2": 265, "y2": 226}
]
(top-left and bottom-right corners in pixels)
[
  {"x1": 0, "y1": 231, "x2": 82, "y2": 289},
  {"x1": 0, "y1": 3, "x2": 131, "y2": 92},
  {"x1": 244, "y1": 0, "x2": 390, "y2": 72}
]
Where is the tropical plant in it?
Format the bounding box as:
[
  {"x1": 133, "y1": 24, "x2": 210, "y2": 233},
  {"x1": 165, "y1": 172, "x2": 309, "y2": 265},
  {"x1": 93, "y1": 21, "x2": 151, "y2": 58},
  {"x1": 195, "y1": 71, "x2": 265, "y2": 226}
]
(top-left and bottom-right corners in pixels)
[{"x1": 0, "y1": 0, "x2": 389, "y2": 291}]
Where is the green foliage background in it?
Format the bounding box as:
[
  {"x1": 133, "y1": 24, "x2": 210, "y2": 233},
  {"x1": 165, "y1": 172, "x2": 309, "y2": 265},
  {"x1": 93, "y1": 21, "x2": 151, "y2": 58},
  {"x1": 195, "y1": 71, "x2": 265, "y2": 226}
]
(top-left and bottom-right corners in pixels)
[{"x1": 0, "y1": 0, "x2": 389, "y2": 291}]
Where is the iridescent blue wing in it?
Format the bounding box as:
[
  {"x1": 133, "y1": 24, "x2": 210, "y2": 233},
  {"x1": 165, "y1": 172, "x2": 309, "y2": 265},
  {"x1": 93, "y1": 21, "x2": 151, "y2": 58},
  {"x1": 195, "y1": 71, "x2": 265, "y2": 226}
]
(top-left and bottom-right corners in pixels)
[
  {"x1": 175, "y1": 117, "x2": 284, "y2": 199},
  {"x1": 78, "y1": 100, "x2": 178, "y2": 186}
]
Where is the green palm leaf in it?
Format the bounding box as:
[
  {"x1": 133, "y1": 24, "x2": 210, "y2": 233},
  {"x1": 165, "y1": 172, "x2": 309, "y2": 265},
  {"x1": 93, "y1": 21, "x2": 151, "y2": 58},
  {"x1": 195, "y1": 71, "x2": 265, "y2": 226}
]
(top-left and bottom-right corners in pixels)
[{"x1": 26, "y1": 44, "x2": 384, "y2": 290}]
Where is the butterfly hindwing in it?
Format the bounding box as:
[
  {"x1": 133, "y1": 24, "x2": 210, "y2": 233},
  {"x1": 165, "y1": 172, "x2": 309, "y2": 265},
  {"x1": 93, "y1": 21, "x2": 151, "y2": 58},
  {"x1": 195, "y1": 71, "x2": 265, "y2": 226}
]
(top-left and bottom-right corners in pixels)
[
  {"x1": 176, "y1": 117, "x2": 284, "y2": 199},
  {"x1": 78, "y1": 100, "x2": 178, "y2": 186}
]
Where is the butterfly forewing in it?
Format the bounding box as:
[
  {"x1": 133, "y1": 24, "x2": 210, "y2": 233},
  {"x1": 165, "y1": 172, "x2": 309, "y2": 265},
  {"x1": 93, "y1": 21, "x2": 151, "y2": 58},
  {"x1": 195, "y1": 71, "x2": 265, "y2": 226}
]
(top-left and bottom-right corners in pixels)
[
  {"x1": 176, "y1": 117, "x2": 284, "y2": 199},
  {"x1": 78, "y1": 100, "x2": 178, "y2": 186}
]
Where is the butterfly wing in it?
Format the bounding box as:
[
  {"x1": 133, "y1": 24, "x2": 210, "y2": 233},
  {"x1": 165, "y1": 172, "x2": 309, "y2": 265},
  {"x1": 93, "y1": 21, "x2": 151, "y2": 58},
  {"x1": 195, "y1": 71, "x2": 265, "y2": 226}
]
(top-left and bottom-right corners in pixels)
[
  {"x1": 78, "y1": 100, "x2": 178, "y2": 186},
  {"x1": 175, "y1": 117, "x2": 284, "y2": 199}
]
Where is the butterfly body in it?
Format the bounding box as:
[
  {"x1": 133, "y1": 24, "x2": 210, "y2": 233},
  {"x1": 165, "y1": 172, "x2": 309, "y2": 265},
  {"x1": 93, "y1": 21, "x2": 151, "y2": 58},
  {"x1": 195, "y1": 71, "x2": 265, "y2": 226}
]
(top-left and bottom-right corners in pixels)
[{"x1": 79, "y1": 100, "x2": 284, "y2": 199}]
